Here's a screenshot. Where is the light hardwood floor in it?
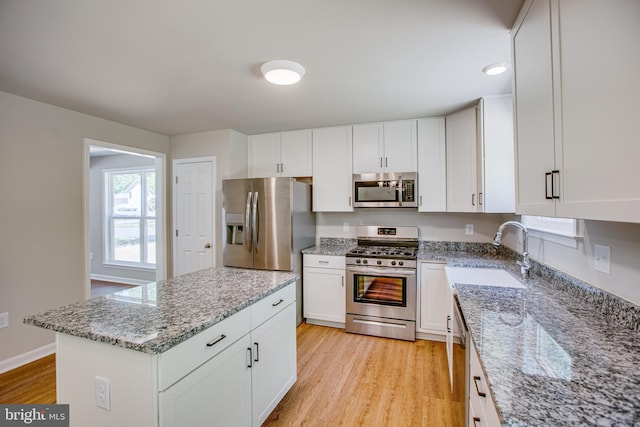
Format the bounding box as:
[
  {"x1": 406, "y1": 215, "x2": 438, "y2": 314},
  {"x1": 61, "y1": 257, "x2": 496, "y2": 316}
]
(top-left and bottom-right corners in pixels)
[
  {"x1": 0, "y1": 323, "x2": 465, "y2": 426},
  {"x1": 264, "y1": 323, "x2": 466, "y2": 426}
]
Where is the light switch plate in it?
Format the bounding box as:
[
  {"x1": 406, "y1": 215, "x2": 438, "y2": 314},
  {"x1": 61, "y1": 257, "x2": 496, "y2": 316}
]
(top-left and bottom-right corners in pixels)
[
  {"x1": 0, "y1": 312, "x2": 8, "y2": 329},
  {"x1": 465, "y1": 224, "x2": 474, "y2": 235},
  {"x1": 594, "y1": 244, "x2": 611, "y2": 274}
]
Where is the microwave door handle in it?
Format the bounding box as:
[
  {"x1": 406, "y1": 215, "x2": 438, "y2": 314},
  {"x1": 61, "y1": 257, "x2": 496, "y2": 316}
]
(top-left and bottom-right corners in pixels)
[
  {"x1": 245, "y1": 192, "x2": 252, "y2": 251},
  {"x1": 397, "y1": 176, "x2": 403, "y2": 207}
]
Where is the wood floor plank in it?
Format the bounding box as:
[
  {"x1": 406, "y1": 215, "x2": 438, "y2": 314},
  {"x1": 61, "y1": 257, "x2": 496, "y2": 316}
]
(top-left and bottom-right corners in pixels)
[{"x1": 0, "y1": 354, "x2": 56, "y2": 404}]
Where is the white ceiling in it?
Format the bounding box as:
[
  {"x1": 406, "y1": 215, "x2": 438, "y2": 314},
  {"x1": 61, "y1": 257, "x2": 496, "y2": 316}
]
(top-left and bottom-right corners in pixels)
[{"x1": 0, "y1": 0, "x2": 523, "y2": 137}]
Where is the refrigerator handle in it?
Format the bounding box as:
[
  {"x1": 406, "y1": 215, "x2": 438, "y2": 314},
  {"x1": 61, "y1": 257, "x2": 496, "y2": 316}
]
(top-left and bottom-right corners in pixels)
[
  {"x1": 245, "y1": 192, "x2": 252, "y2": 251},
  {"x1": 252, "y1": 192, "x2": 259, "y2": 251}
]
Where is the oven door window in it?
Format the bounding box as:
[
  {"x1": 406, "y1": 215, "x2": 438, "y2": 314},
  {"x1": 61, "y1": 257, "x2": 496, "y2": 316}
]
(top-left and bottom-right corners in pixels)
[{"x1": 353, "y1": 274, "x2": 406, "y2": 307}]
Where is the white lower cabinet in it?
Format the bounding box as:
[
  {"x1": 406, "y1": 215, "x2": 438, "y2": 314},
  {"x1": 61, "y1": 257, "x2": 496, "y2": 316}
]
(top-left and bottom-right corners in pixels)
[
  {"x1": 159, "y1": 334, "x2": 252, "y2": 427},
  {"x1": 468, "y1": 337, "x2": 501, "y2": 427},
  {"x1": 303, "y1": 254, "x2": 346, "y2": 327},
  {"x1": 250, "y1": 303, "x2": 297, "y2": 426},
  {"x1": 418, "y1": 262, "x2": 450, "y2": 336}
]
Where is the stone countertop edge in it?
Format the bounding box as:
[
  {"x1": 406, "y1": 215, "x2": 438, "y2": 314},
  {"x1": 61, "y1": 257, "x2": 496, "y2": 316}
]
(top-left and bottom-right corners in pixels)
[{"x1": 24, "y1": 267, "x2": 298, "y2": 355}]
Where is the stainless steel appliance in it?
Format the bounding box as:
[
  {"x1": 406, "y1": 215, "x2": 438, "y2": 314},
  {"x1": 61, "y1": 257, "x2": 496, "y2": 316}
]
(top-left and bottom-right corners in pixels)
[
  {"x1": 345, "y1": 225, "x2": 419, "y2": 341},
  {"x1": 222, "y1": 177, "x2": 316, "y2": 324},
  {"x1": 352, "y1": 172, "x2": 417, "y2": 208}
]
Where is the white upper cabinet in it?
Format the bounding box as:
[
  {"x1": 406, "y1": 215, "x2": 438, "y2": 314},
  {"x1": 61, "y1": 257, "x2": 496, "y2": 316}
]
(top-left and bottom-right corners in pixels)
[
  {"x1": 513, "y1": 0, "x2": 640, "y2": 223},
  {"x1": 446, "y1": 96, "x2": 515, "y2": 213},
  {"x1": 417, "y1": 117, "x2": 446, "y2": 212},
  {"x1": 312, "y1": 126, "x2": 354, "y2": 212},
  {"x1": 352, "y1": 120, "x2": 417, "y2": 174},
  {"x1": 249, "y1": 130, "x2": 312, "y2": 178},
  {"x1": 446, "y1": 106, "x2": 481, "y2": 212}
]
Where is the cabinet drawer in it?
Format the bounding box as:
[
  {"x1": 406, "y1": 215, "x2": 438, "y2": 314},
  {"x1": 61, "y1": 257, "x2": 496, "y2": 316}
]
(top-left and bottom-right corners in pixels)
[
  {"x1": 251, "y1": 283, "x2": 296, "y2": 329},
  {"x1": 158, "y1": 308, "x2": 251, "y2": 391},
  {"x1": 469, "y1": 344, "x2": 501, "y2": 427},
  {"x1": 303, "y1": 254, "x2": 345, "y2": 269}
]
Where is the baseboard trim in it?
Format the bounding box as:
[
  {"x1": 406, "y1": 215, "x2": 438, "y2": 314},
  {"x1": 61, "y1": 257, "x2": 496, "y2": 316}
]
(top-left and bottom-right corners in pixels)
[
  {"x1": 90, "y1": 274, "x2": 149, "y2": 286},
  {"x1": 0, "y1": 343, "x2": 56, "y2": 374}
]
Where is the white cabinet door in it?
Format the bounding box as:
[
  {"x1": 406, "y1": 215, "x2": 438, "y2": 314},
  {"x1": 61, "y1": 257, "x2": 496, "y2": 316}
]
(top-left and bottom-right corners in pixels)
[
  {"x1": 280, "y1": 129, "x2": 313, "y2": 177},
  {"x1": 352, "y1": 123, "x2": 384, "y2": 174},
  {"x1": 446, "y1": 106, "x2": 480, "y2": 212},
  {"x1": 418, "y1": 262, "x2": 449, "y2": 334},
  {"x1": 417, "y1": 117, "x2": 446, "y2": 212},
  {"x1": 384, "y1": 120, "x2": 417, "y2": 173},
  {"x1": 251, "y1": 303, "x2": 297, "y2": 427},
  {"x1": 159, "y1": 334, "x2": 252, "y2": 427},
  {"x1": 249, "y1": 133, "x2": 281, "y2": 178},
  {"x1": 312, "y1": 126, "x2": 354, "y2": 212},
  {"x1": 512, "y1": 0, "x2": 557, "y2": 217},
  {"x1": 553, "y1": 0, "x2": 640, "y2": 223},
  {"x1": 303, "y1": 264, "x2": 346, "y2": 324}
]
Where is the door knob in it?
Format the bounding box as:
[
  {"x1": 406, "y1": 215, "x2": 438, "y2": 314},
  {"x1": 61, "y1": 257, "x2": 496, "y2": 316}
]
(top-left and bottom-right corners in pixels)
[{"x1": 204, "y1": 243, "x2": 212, "y2": 249}]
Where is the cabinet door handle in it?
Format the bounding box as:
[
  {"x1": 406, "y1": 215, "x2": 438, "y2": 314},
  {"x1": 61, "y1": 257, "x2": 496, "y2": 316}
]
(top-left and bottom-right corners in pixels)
[
  {"x1": 254, "y1": 342, "x2": 259, "y2": 362},
  {"x1": 551, "y1": 170, "x2": 560, "y2": 199},
  {"x1": 380, "y1": 157, "x2": 383, "y2": 168},
  {"x1": 473, "y1": 416, "x2": 481, "y2": 427},
  {"x1": 419, "y1": 195, "x2": 423, "y2": 206},
  {"x1": 272, "y1": 298, "x2": 284, "y2": 307},
  {"x1": 349, "y1": 196, "x2": 352, "y2": 207},
  {"x1": 247, "y1": 347, "x2": 253, "y2": 368},
  {"x1": 385, "y1": 157, "x2": 388, "y2": 168},
  {"x1": 206, "y1": 334, "x2": 227, "y2": 347},
  {"x1": 341, "y1": 276, "x2": 344, "y2": 287},
  {"x1": 471, "y1": 194, "x2": 476, "y2": 206},
  {"x1": 545, "y1": 172, "x2": 553, "y2": 200},
  {"x1": 473, "y1": 376, "x2": 487, "y2": 397},
  {"x1": 447, "y1": 315, "x2": 451, "y2": 333},
  {"x1": 280, "y1": 163, "x2": 284, "y2": 174},
  {"x1": 478, "y1": 192, "x2": 483, "y2": 206}
]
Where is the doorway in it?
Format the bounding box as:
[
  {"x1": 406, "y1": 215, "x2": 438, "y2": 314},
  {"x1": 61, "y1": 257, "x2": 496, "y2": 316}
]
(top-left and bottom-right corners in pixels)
[{"x1": 84, "y1": 139, "x2": 167, "y2": 300}]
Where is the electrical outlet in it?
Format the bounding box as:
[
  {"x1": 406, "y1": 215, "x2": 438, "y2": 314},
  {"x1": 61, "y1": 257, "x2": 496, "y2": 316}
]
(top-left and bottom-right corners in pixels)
[
  {"x1": 343, "y1": 223, "x2": 350, "y2": 232},
  {"x1": 0, "y1": 312, "x2": 8, "y2": 328},
  {"x1": 465, "y1": 224, "x2": 474, "y2": 235},
  {"x1": 594, "y1": 244, "x2": 611, "y2": 274},
  {"x1": 95, "y1": 376, "x2": 111, "y2": 410}
]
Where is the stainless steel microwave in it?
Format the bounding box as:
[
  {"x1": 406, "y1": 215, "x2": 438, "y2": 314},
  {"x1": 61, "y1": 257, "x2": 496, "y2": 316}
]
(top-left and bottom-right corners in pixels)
[{"x1": 352, "y1": 172, "x2": 417, "y2": 208}]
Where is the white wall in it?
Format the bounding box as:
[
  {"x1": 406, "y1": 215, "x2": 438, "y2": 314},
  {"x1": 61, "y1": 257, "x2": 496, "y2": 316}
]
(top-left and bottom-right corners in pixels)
[
  {"x1": 0, "y1": 91, "x2": 169, "y2": 363},
  {"x1": 169, "y1": 129, "x2": 248, "y2": 270},
  {"x1": 500, "y1": 216, "x2": 640, "y2": 306},
  {"x1": 316, "y1": 210, "x2": 507, "y2": 243},
  {"x1": 89, "y1": 154, "x2": 156, "y2": 283}
]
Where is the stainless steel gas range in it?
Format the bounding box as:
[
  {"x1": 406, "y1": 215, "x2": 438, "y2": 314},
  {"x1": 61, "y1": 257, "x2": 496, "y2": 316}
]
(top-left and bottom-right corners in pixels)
[{"x1": 345, "y1": 226, "x2": 419, "y2": 341}]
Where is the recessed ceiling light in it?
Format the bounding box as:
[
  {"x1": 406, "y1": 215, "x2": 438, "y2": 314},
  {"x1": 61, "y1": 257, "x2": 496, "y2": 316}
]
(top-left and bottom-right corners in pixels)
[
  {"x1": 482, "y1": 62, "x2": 509, "y2": 76},
  {"x1": 261, "y1": 60, "x2": 306, "y2": 85}
]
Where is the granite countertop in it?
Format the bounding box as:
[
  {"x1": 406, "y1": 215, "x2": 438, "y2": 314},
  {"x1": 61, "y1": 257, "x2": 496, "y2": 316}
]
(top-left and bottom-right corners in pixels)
[
  {"x1": 301, "y1": 238, "x2": 357, "y2": 256},
  {"x1": 440, "y1": 252, "x2": 640, "y2": 426},
  {"x1": 24, "y1": 267, "x2": 297, "y2": 355}
]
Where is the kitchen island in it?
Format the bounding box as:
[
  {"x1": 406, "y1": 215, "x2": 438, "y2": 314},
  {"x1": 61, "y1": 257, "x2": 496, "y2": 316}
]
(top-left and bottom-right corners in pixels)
[{"x1": 24, "y1": 267, "x2": 298, "y2": 427}]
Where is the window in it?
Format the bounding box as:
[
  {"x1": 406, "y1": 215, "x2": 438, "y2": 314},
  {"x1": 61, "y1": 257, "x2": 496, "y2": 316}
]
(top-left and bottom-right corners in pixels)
[
  {"x1": 522, "y1": 215, "x2": 581, "y2": 248},
  {"x1": 104, "y1": 168, "x2": 156, "y2": 267}
]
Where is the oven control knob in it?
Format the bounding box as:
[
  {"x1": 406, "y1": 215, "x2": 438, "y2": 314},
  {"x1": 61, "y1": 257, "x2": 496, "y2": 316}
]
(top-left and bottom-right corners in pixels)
[
  {"x1": 391, "y1": 261, "x2": 396, "y2": 266},
  {"x1": 377, "y1": 260, "x2": 382, "y2": 265},
  {"x1": 356, "y1": 259, "x2": 361, "y2": 264},
  {"x1": 363, "y1": 259, "x2": 368, "y2": 265},
  {"x1": 398, "y1": 261, "x2": 404, "y2": 266}
]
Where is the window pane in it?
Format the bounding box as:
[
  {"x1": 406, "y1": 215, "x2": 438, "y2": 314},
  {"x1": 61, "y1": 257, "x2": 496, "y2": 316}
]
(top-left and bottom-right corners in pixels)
[
  {"x1": 113, "y1": 218, "x2": 141, "y2": 262},
  {"x1": 146, "y1": 172, "x2": 156, "y2": 217},
  {"x1": 146, "y1": 219, "x2": 156, "y2": 265},
  {"x1": 112, "y1": 173, "x2": 141, "y2": 217}
]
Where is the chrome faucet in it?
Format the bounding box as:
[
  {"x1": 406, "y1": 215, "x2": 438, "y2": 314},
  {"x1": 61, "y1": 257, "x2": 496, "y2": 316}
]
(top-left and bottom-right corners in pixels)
[{"x1": 493, "y1": 221, "x2": 530, "y2": 278}]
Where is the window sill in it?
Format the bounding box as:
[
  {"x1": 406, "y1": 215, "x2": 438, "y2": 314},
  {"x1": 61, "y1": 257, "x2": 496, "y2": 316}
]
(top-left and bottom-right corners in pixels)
[
  {"x1": 103, "y1": 262, "x2": 156, "y2": 271},
  {"x1": 528, "y1": 229, "x2": 581, "y2": 249}
]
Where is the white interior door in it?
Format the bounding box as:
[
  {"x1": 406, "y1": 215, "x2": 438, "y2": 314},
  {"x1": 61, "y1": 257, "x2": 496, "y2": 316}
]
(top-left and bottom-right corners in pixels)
[{"x1": 174, "y1": 158, "x2": 216, "y2": 276}]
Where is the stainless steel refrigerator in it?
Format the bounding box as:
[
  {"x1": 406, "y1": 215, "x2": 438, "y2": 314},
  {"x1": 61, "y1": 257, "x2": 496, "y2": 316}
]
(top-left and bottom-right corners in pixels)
[{"x1": 222, "y1": 177, "x2": 316, "y2": 324}]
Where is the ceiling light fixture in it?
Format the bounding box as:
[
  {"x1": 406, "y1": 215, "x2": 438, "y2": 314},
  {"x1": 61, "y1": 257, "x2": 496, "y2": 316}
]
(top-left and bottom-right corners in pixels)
[
  {"x1": 261, "y1": 60, "x2": 305, "y2": 85},
  {"x1": 482, "y1": 62, "x2": 509, "y2": 76}
]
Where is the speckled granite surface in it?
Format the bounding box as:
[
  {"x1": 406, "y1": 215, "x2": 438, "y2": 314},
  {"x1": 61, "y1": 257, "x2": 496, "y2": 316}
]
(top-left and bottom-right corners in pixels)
[
  {"x1": 24, "y1": 267, "x2": 297, "y2": 354},
  {"x1": 442, "y1": 252, "x2": 640, "y2": 426},
  {"x1": 301, "y1": 238, "x2": 357, "y2": 256}
]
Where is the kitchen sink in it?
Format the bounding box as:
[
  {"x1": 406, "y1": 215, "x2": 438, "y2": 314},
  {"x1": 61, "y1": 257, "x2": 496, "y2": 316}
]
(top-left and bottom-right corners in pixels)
[{"x1": 445, "y1": 267, "x2": 525, "y2": 289}]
